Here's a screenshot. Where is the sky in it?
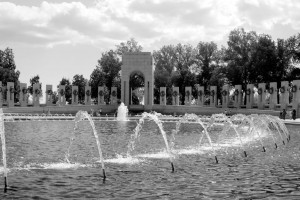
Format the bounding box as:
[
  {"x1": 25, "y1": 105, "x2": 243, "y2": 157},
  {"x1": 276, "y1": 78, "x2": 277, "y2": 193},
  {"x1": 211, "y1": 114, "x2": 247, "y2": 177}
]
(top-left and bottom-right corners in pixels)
[{"x1": 1, "y1": 0, "x2": 300, "y2": 102}]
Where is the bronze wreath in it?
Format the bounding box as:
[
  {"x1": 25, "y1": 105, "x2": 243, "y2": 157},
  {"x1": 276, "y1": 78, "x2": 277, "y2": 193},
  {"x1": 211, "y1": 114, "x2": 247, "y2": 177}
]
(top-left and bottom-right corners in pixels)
[
  {"x1": 160, "y1": 90, "x2": 165, "y2": 97},
  {"x1": 269, "y1": 87, "x2": 274, "y2": 94},
  {"x1": 111, "y1": 90, "x2": 116, "y2": 97},
  {"x1": 35, "y1": 89, "x2": 40, "y2": 95},
  {"x1": 99, "y1": 90, "x2": 104, "y2": 96},
  {"x1": 73, "y1": 90, "x2": 78, "y2": 96},
  {"x1": 292, "y1": 85, "x2": 297, "y2": 93},
  {"x1": 279, "y1": 86, "x2": 285, "y2": 93},
  {"x1": 258, "y1": 88, "x2": 263, "y2": 95},
  {"x1": 222, "y1": 90, "x2": 227, "y2": 96},
  {"x1": 86, "y1": 90, "x2": 91, "y2": 96},
  {"x1": 22, "y1": 88, "x2": 27, "y2": 94},
  {"x1": 60, "y1": 89, "x2": 65, "y2": 96},
  {"x1": 185, "y1": 90, "x2": 190, "y2": 97},
  {"x1": 246, "y1": 88, "x2": 251, "y2": 95},
  {"x1": 172, "y1": 91, "x2": 178, "y2": 97},
  {"x1": 0, "y1": 87, "x2": 2, "y2": 93},
  {"x1": 47, "y1": 89, "x2": 53, "y2": 95},
  {"x1": 198, "y1": 90, "x2": 203, "y2": 97},
  {"x1": 10, "y1": 87, "x2": 15, "y2": 93},
  {"x1": 210, "y1": 90, "x2": 215, "y2": 96},
  {"x1": 234, "y1": 90, "x2": 239, "y2": 96}
]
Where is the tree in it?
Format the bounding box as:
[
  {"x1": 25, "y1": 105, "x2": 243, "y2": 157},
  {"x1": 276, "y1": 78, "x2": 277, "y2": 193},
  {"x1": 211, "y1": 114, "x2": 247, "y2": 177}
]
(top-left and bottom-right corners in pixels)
[
  {"x1": 28, "y1": 75, "x2": 42, "y2": 95},
  {"x1": 115, "y1": 38, "x2": 143, "y2": 56},
  {"x1": 59, "y1": 78, "x2": 72, "y2": 104},
  {"x1": 72, "y1": 74, "x2": 88, "y2": 104},
  {"x1": 0, "y1": 48, "x2": 20, "y2": 85}
]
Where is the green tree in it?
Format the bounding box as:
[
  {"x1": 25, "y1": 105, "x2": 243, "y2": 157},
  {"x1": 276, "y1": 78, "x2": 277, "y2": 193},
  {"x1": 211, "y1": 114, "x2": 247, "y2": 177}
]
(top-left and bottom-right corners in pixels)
[
  {"x1": 28, "y1": 75, "x2": 42, "y2": 95},
  {"x1": 0, "y1": 48, "x2": 20, "y2": 85},
  {"x1": 115, "y1": 38, "x2": 143, "y2": 56},
  {"x1": 72, "y1": 74, "x2": 88, "y2": 104}
]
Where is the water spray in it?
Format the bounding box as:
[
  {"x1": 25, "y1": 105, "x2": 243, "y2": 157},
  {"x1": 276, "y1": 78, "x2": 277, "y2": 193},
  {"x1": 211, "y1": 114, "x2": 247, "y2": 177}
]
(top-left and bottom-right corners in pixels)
[{"x1": 244, "y1": 151, "x2": 247, "y2": 157}]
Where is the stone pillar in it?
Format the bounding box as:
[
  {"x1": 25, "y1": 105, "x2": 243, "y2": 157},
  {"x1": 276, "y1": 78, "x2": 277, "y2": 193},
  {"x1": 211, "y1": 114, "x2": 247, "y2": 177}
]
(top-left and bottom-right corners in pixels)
[
  {"x1": 58, "y1": 85, "x2": 66, "y2": 106},
  {"x1": 85, "y1": 85, "x2": 92, "y2": 105},
  {"x1": 234, "y1": 85, "x2": 242, "y2": 108},
  {"x1": 71, "y1": 86, "x2": 78, "y2": 105},
  {"x1": 45, "y1": 85, "x2": 54, "y2": 106},
  {"x1": 20, "y1": 83, "x2": 28, "y2": 107},
  {"x1": 0, "y1": 81, "x2": 3, "y2": 108},
  {"x1": 280, "y1": 81, "x2": 289, "y2": 109},
  {"x1": 257, "y1": 83, "x2": 266, "y2": 109},
  {"x1": 185, "y1": 86, "x2": 192, "y2": 105},
  {"x1": 269, "y1": 82, "x2": 278, "y2": 109},
  {"x1": 7, "y1": 82, "x2": 14, "y2": 107},
  {"x1": 246, "y1": 84, "x2": 254, "y2": 109},
  {"x1": 98, "y1": 86, "x2": 105, "y2": 105},
  {"x1": 197, "y1": 86, "x2": 204, "y2": 106},
  {"x1": 292, "y1": 80, "x2": 300, "y2": 112},
  {"x1": 210, "y1": 86, "x2": 217, "y2": 107},
  {"x1": 110, "y1": 87, "x2": 117, "y2": 105},
  {"x1": 172, "y1": 87, "x2": 179, "y2": 105},
  {"x1": 160, "y1": 87, "x2": 166, "y2": 105},
  {"x1": 33, "y1": 83, "x2": 41, "y2": 107},
  {"x1": 221, "y1": 85, "x2": 230, "y2": 108}
]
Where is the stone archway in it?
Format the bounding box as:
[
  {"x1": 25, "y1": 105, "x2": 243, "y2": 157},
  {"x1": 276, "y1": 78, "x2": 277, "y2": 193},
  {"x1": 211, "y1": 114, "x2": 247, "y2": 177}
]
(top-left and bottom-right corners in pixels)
[{"x1": 121, "y1": 52, "x2": 154, "y2": 108}]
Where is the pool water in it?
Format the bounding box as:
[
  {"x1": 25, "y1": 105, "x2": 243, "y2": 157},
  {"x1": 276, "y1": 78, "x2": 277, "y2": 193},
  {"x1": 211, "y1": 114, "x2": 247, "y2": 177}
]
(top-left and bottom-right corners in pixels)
[{"x1": 0, "y1": 119, "x2": 300, "y2": 199}]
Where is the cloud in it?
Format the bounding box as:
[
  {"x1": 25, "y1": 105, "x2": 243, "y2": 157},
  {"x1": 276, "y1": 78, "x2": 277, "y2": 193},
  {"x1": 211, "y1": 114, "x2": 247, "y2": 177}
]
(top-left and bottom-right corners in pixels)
[{"x1": 0, "y1": 0, "x2": 299, "y2": 50}]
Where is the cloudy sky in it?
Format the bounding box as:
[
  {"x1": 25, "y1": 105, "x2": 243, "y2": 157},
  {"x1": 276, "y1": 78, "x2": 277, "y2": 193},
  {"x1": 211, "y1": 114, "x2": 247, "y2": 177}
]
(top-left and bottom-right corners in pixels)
[{"x1": 1, "y1": 0, "x2": 300, "y2": 100}]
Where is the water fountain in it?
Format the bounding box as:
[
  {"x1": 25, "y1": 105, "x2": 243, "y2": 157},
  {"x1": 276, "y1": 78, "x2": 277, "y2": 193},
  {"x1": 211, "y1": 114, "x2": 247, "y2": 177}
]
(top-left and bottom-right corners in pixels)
[
  {"x1": 116, "y1": 102, "x2": 128, "y2": 121},
  {"x1": 0, "y1": 108, "x2": 299, "y2": 199}
]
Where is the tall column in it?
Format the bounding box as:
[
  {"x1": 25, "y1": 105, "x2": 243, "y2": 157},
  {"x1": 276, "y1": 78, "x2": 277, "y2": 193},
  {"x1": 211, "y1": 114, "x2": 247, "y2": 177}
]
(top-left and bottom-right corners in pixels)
[
  {"x1": 98, "y1": 86, "x2": 105, "y2": 105},
  {"x1": 221, "y1": 84, "x2": 230, "y2": 108},
  {"x1": 197, "y1": 86, "x2": 204, "y2": 106},
  {"x1": 110, "y1": 87, "x2": 117, "y2": 105},
  {"x1": 71, "y1": 86, "x2": 78, "y2": 105},
  {"x1": 20, "y1": 83, "x2": 28, "y2": 107},
  {"x1": 7, "y1": 82, "x2": 14, "y2": 107},
  {"x1": 0, "y1": 81, "x2": 3, "y2": 108},
  {"x1": 160, "y1": 87, "x2": 166, "y2": 105},
  {"x1": 185, "y1": 86, "x2": 192, "y2": 105},
  {"x1": 257, "y1": 83, "x2": 266, "y2": 109},
  {"x1": 45, "y1": 85, "x2": 54, "y2": 106},
  {"x1": 292, "y1": 80, "x2": 300, "y2": 112},
  {"x1": 269, "y1": 82, "x2": 278, "y2": 109},
  {"x1": 246, "y1": 84, "x2": 254, "y2": 109},
  {"x1": 33, "y1": 83, "x2": 41, "y2": 107},
  {"x1": 172, "y1": 87, "x2": 179, "y2": 105},
  {"x1": 280, "y1": 81, "x2": 289, "y2": 109},
  {"x1": 234, "y1": 85, "x2": 242, "y2": 108},
  {"x1": 210, "y1": 86, "x2": 217, "y2": 107},
  {"x1": 58, "y1": 85, "x2": 66, "y2": 106},
  {"x1": 85, "y1": 85, "x2": 92, "y2": 105}
]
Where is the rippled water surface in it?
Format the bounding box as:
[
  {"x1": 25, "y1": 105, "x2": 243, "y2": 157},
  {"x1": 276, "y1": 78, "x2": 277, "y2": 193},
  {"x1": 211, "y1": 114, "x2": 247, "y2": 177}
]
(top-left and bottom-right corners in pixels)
[{"x1": 1, "y1": 120, "x2": 300, "y2": 199}]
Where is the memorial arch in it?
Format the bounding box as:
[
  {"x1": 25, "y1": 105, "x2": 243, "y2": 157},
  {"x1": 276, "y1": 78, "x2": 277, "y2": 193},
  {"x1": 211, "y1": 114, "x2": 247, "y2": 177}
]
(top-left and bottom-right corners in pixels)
[{"x1": 121, "y1": 52, "x2": 154, "y2": 108}]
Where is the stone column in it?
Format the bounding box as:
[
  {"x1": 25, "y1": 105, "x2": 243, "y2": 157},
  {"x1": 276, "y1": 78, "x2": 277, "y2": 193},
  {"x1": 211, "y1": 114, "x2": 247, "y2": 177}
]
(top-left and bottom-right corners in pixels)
[
  {"x1": 160, "y1": 87, "x2": 166, "y2": 105},
  {"x1": 234, "y1": 85, "x2": 242, "y2": 108},
  {"x1": 20, "y1": 83, "x2": 28, "y2": 107},
  {"x1": 45, "y1": 85, "x2": 54, "y2": 106},
  {"x1": 280, "y1": 81, "x2": 289, "y2": 109},
  {"x1": 85, "y1": 85, "x2": 92, "y2": 105},
  {"x1": 292, "y1": 80, "x2": 300, "y2": 112},
  {"x1": 33, "y1": 83, "x2": 41, "y2": 107},
  {"x1": 172, "y1": 87, "x2": 179, "y2": 105},
  {"x1": 0, "y1": 81, "x2": 3, "y2": 108},
  {"x1": 246, "y1": 84, "x2": 254, "y2": 109},
  {"x1": 257, "y1": 83, "x2": 266, "y2": 109},
  {"x1": 185, "y1": 86, "x2": 192, "y2": 105},
  {"x1": 71, "y1": 86, "x2": 78, "y2": 105},
  {"x1": 98, "y1": 86, "x2": 105, "y2": 105},
  {"x1": 58, "y1": 85, "x2": 66, "y2": 106},
  {"x1": 197, "y1": 86, "x2": 204, "y2": 106},
  {"x1": 221, "y1": 85, "x2": 230, "y2": 108},
  {"x1": 7, "y1": 82, "x2": 15, "y2": 107},
  {"x1": 110, "y1": 87, "x2": 117, "y2": 105},
  {"x1": 269, "y1": 82, "x2": 278, "y2": 109},
  {"x1": 210, "y1": 86, "x2": 217, "y2": 107}
]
